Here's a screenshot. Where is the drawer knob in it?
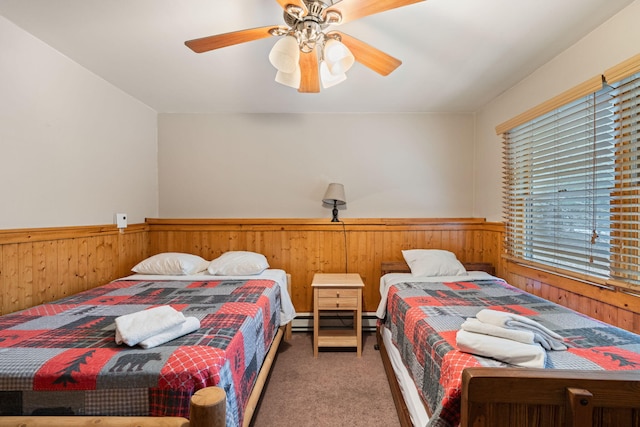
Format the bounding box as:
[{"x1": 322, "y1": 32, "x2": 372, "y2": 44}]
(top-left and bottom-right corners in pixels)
[{"x1": 336, "y1": 291, "x2": 340, "y2": 297}]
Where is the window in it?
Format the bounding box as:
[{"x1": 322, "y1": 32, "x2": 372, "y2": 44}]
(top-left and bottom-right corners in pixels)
[
  {"x1": 610, "y1": 72, "x2": 640, "y2": 286},
  {"x1": 500, "y1": 56, "x2": 640, "y2": 289},
  {"x1": 503, "y1": 83, "x2": 615, "y2": 279}
]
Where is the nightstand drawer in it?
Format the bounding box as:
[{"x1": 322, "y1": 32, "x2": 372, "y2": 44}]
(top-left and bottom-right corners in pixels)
[
  {"x1": 317, "y1": 297, "x2": 358, "y2": 309},
  {"x1": 317, "y1": 289, "x2": 360, "y2": 299}
]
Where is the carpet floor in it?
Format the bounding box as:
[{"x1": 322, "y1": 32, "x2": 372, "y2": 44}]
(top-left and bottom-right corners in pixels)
[{"x1": 251, "y1": 332, "x2": 401, "y2": 427}]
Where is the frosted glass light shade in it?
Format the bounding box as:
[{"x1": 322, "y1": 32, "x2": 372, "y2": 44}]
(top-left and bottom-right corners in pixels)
[
  {"x1": 320, "y1": 61, "x2": 346, "y2": 88},
  {"x1": 269, "y1": 36, "x2": 300, "y2": 73},
  {"x1": 275, "y1": 65, "x2": 301, "y2": 88},
  {"x1": 323, "y1": 39, "x2": 354, "y2": 75}
]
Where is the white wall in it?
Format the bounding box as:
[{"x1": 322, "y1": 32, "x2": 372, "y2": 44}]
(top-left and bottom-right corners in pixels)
[
  {"x1": 0, "y1": 17, "x2": 159, "y2": 229},
  {"x1": 7, "y1": 0, "x2": 637, "y2": 227},
  {"x1": 158, "y1": 113, "x2": 476, "y2": 219},
  {"x1": 474, "y1": 0, "x2": 640, "y2": 222}
]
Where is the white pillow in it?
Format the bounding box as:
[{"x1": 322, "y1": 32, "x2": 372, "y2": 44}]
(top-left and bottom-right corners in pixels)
[
  {"x1": 401, "y1": 249, "x2": 467, "y2": 277},
  {"x1": 132, "y1": 252, "x2": 209, "y2": 275},
  {"x1": 208, "y1": 251, "x2": 269, "y2": 276}
]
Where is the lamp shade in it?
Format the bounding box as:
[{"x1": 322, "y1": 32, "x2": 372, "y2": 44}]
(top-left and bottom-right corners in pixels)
[
  {"x1": 269, "y1": 36, "x2": 300, "y2": 73},
  {"x1": 323, "y1": 39, "x2": 354, "y2": 76},
  {"x1": 322, "y1": 183, "x2": 346, "y2": 205},
  {"x1": 320, "y1": 61, "x2": 346, "y2": 89},
  {"x1": 275, "y1": 65, "x2": 301, "y2": 88}
]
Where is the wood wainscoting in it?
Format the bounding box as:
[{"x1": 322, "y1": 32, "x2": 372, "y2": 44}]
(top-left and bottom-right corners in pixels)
[
  {"x1": 0, "y1": 224, "x2": 148, "y2": 315},
  {"x1": 146, "y1": 218, "x2": 504, "y2": 314},
  {"x1": 504, "y1": 259, "x2": 640, "y2": 334},
  {"x1": 3, "y1": 218, "x2": 638, "y2": 335},
  {"x1": 1, "y1": 218, "x2": 502, "y2": 316}
]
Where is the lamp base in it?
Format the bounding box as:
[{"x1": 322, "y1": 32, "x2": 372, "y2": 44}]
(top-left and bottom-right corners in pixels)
[{"x1": 331, "y1": 206, "x2": 339, "y2": 222}]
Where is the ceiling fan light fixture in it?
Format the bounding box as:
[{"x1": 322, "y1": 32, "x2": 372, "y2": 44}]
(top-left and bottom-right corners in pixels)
[
  {"x1": 275, "y1": 65, "x2": 302, "y2": 89},
  {"x1": 268, "y1": 35, "x2": 300, "y2": 73},
  {"x1": 323, "y1": 38, "x2": 354, "y2": 75},
  {"x1": 320, "y1": 61, "x2": 346, "y2": 88},
  {"x1": 185, "y1": 0, "x2": 422, "y2": 93}
]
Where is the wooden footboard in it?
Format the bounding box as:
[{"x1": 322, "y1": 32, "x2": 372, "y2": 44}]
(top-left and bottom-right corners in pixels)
[
  {"x1": 461, "y1": 367, "x2": 640, "y2": 427},
  {"x1": 0, "y1": 385, "x2": 224, "y2": 427},
  {"x1": 0, "y1": 416, "x2": 193, "y2": 426},
  {"x1": 0, "y1": 385, "x2": 220, "y2": 427}
]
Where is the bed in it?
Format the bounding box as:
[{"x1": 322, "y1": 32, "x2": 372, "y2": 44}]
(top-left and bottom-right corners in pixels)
[
  {"x1": 0, "y1": 251, "x2": 296, "y2": 427},
  {"x1": 376, "y1": 250, "x2": 640, "y2": 427}
]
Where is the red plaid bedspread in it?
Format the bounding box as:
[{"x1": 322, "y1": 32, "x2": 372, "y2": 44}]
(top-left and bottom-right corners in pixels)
[
  {"x1": 384, "y1": 277, "x2": 640, "y2": 427},
  {"x1": 0, "y1": 277, "x2": 281, "y2": 427}
]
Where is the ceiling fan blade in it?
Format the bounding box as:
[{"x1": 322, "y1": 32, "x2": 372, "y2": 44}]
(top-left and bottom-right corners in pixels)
[
  {"x1": 298, "y1": 48, "x2": 320, "y2": 93},
  {"x1": 325, "y1": 0, "x2": 425, "y2": 24},
  {"x1": 185, "y1": 26, "x2": 285, "y2": 53},
  {"x1": 275, "y1": 0, "x2": 308, "y2": 16},
  {"x1": 332, "y1": 31, "x2": 401, "y2": 76}
]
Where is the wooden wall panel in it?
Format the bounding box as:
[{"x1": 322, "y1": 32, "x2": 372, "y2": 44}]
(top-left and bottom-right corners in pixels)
[
  {"x1": 504, "y1": 259, "x2": 640, "y2": 334},
  {"x1": 146, "y1": 218, "x2": 504, "y2": 313},
  {"x1": 0, "y1": 225, "x2": 148, "y2": 315},
  {"x1": 3, "y1": 218, "x2": 639, "y2": 336}
]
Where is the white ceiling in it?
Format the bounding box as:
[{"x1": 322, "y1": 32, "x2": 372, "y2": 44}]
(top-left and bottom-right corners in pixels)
[{"x1": 0, "y1": 0, "x2": 634, "y2": 113}]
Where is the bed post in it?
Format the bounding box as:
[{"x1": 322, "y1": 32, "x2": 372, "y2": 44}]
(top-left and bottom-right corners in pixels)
[
  {"x1": 189, "y1": 387, "x2": 226, "y2": 427},
  {"x1": 566, "y1": 387, "x2": 593, "y2": 427}
]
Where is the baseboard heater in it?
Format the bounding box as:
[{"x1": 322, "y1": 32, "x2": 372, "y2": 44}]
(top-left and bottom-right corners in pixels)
[{"x1": 290, "y1": 312, "x2": 378, "y2": 333}]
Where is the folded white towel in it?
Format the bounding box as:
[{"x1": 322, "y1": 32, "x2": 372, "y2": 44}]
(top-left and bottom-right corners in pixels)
[
  {"x1": 475, "y1": 309, "x2": 567, "y2": 351},
  {"x1": 138, "y1": 316, "x2": 201, "y2": 349},
  {"x1": 115, "y1": 305, "x2": 186, "y2": 347},
  {"x1": 456, "y1": 329, "x2": 546, "y2": 368},
  {"x1": 461, "y1": 318, "x2": 536, "y2": 345}
]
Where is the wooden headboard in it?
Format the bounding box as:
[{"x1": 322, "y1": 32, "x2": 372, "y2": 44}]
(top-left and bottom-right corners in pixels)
[{"x1": 381, "y1": 261, "x2": 495, "y2": 276}]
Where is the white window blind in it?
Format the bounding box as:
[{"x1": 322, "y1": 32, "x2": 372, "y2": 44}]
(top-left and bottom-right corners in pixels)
[
  {"x1": 503, "y1": 84, "x2": 616, "y2": 279},
  {"x1": 503, "y1": 64, "x2": 640, "y2": 288},
  {"x1": 610, "y1": 72, "x2": 640, "y2": 286}
]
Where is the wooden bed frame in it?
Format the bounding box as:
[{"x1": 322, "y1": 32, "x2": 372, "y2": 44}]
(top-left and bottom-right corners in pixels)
[
  {"x1": 377, "y1": 261, "x2": 640, "y2": 427},
  {"x1": 0, "y1": 276, "x2": 293, "y2": 427}
]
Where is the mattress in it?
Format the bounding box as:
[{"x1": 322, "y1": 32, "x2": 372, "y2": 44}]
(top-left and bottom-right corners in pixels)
[{"x1": 0, "y1": 269, "x2": 295, "y2": 427}]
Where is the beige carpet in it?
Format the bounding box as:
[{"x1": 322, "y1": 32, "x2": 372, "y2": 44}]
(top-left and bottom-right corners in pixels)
[{"x1": 251, "y1": 332, "x2": 401, "y2": 427}]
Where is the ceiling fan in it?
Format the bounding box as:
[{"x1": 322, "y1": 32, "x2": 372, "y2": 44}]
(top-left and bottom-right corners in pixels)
[{"x1": 185, "y1": 0, "x2": 425, "y2": 93}]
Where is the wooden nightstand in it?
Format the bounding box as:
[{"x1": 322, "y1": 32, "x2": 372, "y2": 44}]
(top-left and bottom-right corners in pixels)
[{"x1": 312, "y1": 273, "x2": 364, "y2": 357}]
